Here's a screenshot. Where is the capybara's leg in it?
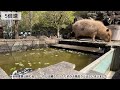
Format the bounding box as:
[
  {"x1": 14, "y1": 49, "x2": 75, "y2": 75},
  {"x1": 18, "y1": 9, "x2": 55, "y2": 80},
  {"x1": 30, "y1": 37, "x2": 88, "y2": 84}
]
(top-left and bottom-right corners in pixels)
[
  {"x1": 75, "y1": 34, "x2": 80, "y2": 40},
  {"x1": 92, "y1": 35, "x2": 95, "y2": 42},
  {"x1": 109, "y1": 37, "x2": 112, "y2": 42},
  {"x1": 91, "y1": 32, "x2": 97, "y2": 42},
  {"x1": 76, "y1": 37, "x2": 80, "y2": 40}
]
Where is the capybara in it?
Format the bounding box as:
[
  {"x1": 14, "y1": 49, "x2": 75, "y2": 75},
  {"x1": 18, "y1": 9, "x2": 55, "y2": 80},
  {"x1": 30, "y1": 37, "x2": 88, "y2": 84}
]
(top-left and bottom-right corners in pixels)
[{"x1": 72, "y1": 19, "x2": 112, "y2": 42}]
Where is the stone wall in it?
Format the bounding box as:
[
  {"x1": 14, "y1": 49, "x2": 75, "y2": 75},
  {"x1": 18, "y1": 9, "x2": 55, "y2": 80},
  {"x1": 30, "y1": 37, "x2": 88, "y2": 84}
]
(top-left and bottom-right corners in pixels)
[{"x1": 0, "y1": 38, "x2": 58, "y2": 53}]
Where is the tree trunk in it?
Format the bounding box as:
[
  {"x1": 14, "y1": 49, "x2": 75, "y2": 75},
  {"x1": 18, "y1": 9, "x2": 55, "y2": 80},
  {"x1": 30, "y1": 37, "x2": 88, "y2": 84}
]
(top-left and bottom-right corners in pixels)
[
  {"x1": 57, "y1": 26, "x2": 60, "y2": 38},
  {"x1": 29, "y1": 11, "x2": 32, "y2": 36},
  {"x1": 14, "y1": 20, "x2": 19, "y2": 39}
]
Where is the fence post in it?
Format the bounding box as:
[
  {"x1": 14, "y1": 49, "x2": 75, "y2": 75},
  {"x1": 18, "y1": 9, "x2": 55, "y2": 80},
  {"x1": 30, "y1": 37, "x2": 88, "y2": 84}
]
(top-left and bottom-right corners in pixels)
[{"x1": 110, "y1": 47, "x2": 120, "y2": 71}]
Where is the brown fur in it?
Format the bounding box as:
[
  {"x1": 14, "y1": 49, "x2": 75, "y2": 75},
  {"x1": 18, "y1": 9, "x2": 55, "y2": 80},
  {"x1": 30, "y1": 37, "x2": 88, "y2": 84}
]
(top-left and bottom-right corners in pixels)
[{"x1": 72, "y1": 19, "x2": 112, "y2": 42}]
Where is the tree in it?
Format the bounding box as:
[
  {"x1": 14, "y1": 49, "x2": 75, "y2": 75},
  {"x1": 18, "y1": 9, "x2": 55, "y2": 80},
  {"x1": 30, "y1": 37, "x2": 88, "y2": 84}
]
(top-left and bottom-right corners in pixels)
[
  {"x1": 41, "y1": 11, "x2": 75, "y2": 38},
  {"x1": 19, "y1": 11, "x2": 30, "y2": 32},
  {"x1": 18, "y1": 11, "x2": 75, "y2": 38},
  {"x1": 74, "y1": 11, "x2": 89, "y2": 18},
  {"x1": 19, "y1": 11, "x2": 45, "y2": 31}
]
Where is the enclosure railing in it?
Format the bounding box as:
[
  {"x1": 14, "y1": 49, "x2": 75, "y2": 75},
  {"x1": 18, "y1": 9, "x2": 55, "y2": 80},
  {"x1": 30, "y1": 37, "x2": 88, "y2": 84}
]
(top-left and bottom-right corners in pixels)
[{"x1": 80, "y1": 48, "x2": 115, "y2": 75}]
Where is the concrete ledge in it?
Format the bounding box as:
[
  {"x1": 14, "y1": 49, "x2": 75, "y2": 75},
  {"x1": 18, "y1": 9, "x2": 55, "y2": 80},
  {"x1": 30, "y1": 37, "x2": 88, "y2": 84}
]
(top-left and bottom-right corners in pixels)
[
  {"x1": 80, "y1": 48, "x2": 114, "y2": 74},
  {"x1": 50, "y1": 44, "x2": 104, "y2": 54},
  {"x1": 13, "y1": 61, "x2": 76, "y2": 79},
  {"x1": 10, "y1": 61, "x2": 111, "y2": 79},
  {"x1": 106, "y1": 71, "x2": 115, "y2": 79}
]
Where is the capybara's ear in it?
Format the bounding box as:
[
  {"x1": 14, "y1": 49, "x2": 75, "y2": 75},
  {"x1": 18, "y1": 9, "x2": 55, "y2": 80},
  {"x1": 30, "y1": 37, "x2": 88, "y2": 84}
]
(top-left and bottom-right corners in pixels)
[{"x1": 106, "y1": 29, "x2": 109, "y2": 32}]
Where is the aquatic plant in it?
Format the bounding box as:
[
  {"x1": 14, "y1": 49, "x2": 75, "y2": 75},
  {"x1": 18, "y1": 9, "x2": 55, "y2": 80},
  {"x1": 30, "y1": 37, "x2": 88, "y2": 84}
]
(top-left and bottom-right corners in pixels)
[
  {"x1": 33, "y1": 62, "x2": 36, "y2": 64},
  {"x1": 28, "y1": 63, "x2": 32, "y2": 66},
  {"x1": 19, "y1": 62, "x2": 24, "y2": 67},
  {"x1": 36, "y1": 49, "x2": 39, "y2": 51},
  {"x1": 55, "y1": 55, "x2": 58, "y2": 56},
  {"x1": 5, "y1": 53, "x2": 10, "y2": 56},
  {"x1": 30, "y1": 53, "x2": 35, "y2": 55},
  {"x1": 10, "y1": 67, "x2": 16, "y2": 71},
  {"x1": 38, "y1": 62, "x2": 41, "y2": 64},
  {"x1": 22, "y1": 60, "x2": 25, "y2": 62},
  {"x1": 15, "y1": 63, "x2": 19, "y2": 65},
  {"x1": 44, "y1": 63, "x2": 50, "y2": 65}
]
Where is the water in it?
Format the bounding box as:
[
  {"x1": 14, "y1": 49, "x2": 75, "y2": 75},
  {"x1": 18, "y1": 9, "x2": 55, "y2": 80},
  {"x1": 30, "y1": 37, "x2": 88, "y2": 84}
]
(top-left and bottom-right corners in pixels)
[{"x1": 0, "y1": 48, "x2": 98, "y2": 75}]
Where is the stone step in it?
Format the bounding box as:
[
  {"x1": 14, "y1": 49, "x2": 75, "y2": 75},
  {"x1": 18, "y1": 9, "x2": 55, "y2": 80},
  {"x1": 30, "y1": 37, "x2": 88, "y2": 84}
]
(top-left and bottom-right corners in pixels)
[{"x1": 50, "y1": 44, "x2": 104, "y2": 54}]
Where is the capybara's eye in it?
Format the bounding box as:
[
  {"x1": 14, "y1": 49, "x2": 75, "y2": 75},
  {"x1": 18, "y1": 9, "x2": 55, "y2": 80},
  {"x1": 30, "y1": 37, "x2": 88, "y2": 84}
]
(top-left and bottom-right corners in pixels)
[{"x1": 106, "y1": 29, "x2": 109, "y2": 32}]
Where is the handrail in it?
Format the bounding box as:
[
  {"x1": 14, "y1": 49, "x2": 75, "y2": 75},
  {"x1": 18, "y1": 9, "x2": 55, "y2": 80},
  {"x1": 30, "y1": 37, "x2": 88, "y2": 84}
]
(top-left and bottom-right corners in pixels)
[{"x1": 80, "y1": 48, "x2": 114, "y2": 73}]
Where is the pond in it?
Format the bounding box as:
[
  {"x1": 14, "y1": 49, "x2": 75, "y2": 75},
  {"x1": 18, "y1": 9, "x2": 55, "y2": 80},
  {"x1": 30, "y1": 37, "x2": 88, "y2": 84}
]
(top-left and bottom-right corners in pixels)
[{"x1": 0, "y1": 48, "x2": 99, "y2": 75}]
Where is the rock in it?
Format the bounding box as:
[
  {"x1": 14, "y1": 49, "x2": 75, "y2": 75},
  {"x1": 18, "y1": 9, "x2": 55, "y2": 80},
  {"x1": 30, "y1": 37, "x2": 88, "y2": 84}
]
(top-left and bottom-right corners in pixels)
[{"x1": 22, "y1": 61, "x2": 76, "y2": 79}]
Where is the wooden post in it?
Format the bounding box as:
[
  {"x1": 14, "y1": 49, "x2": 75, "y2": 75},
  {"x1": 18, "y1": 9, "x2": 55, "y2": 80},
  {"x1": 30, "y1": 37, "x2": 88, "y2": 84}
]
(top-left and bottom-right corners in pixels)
[
  {"x1": 110, "y1": 47, "x2": 120, "y2": 71},
  {"x1": 14, "y1": 20, "x2": 19, "y2": 39},
  {"x1": 29, "y1": 11, "x2": 32, "y2": 36}
]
